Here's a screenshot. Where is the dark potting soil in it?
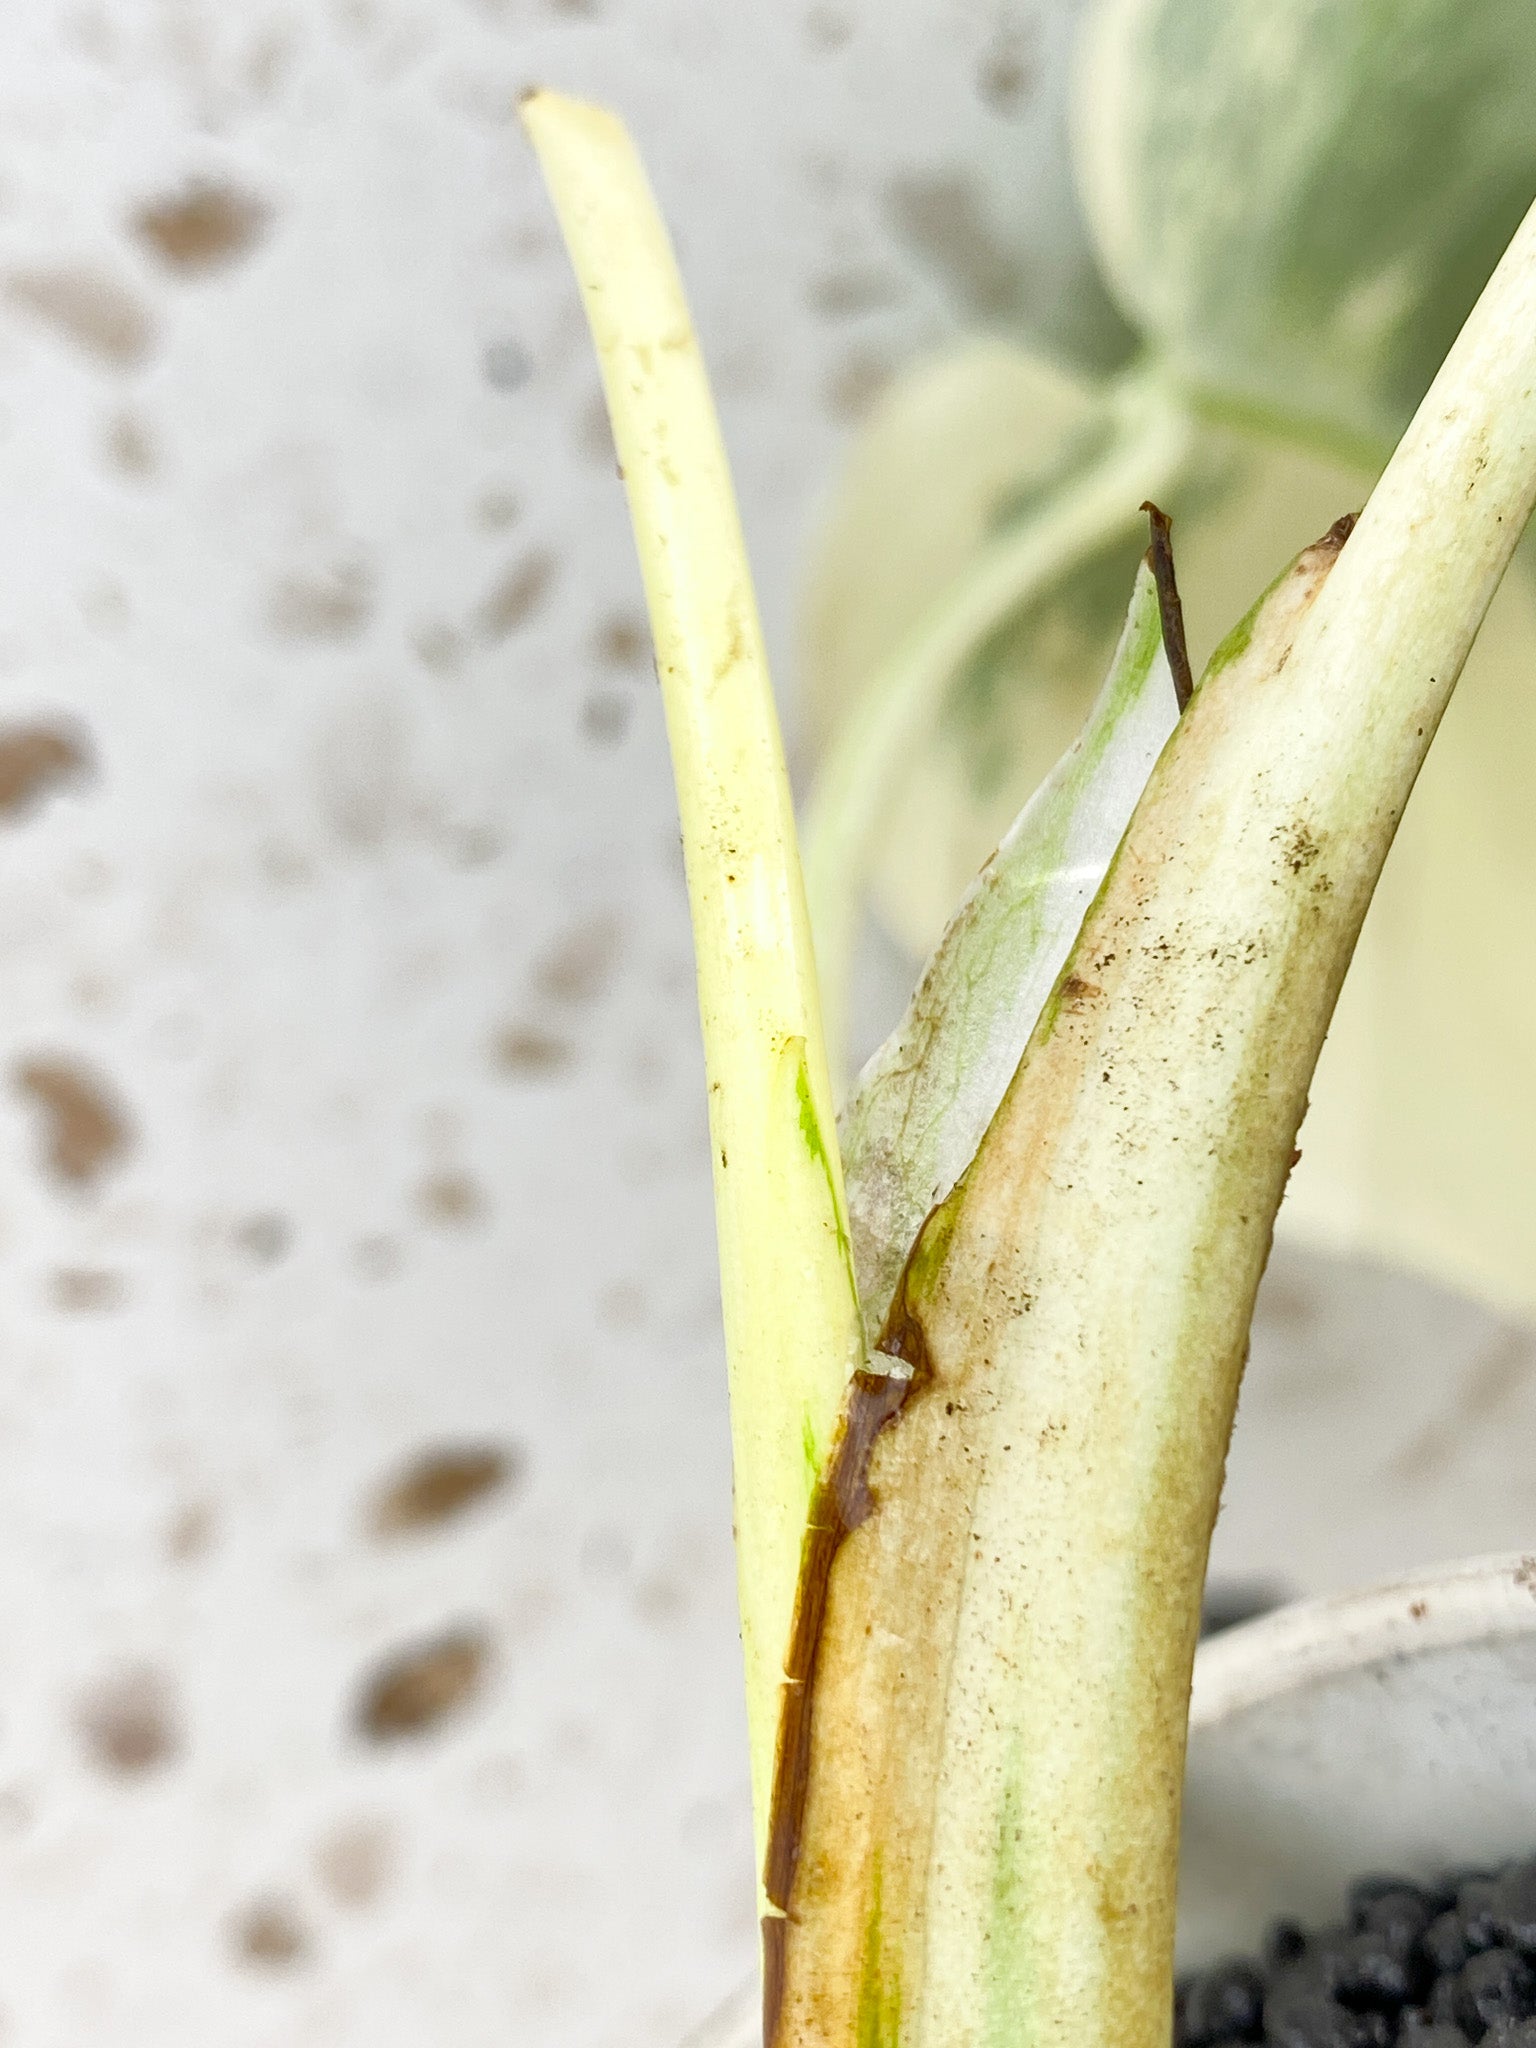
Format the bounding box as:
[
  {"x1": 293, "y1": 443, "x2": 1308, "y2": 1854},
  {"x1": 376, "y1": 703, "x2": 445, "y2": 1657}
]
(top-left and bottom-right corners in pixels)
[{"x1": 1176, "y1": 1857, "x2": 1536, "y2": 2048}]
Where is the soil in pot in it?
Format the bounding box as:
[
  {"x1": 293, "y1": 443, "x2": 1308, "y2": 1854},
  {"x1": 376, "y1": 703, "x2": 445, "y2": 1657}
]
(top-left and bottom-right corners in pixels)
[{"x1": 1178, "y1": 1856, "x2": 1536, "y2": 2048}]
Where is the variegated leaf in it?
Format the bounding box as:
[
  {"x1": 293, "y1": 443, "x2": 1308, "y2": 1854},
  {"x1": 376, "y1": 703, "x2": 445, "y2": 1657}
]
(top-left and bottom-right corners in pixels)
[
  {"x1": 1073, "y1": 0, "x2": 1536, "y2": 456},
  {"x1": 840, "y1": 561, "x2": 1176, "y2": 1341}
]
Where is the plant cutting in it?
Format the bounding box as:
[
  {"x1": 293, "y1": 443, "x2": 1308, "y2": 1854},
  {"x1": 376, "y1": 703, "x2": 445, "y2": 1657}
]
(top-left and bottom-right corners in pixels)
[{"x1": 520, "y1": 38, "x2": 1536, "y2": 2048}]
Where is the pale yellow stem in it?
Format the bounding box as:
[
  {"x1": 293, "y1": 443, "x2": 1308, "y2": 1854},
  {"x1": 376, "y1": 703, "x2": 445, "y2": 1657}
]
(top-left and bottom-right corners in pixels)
[{"x1": 522, "y1": 91, "x2": 867, "y2": 1888}]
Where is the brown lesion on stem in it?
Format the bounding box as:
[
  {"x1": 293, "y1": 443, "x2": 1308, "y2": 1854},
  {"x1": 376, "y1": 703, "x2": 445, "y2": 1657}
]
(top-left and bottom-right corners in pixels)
[
  {"x1": 1141, "y1": 500, "x2": 1194, "y2": 713},
  {"x1": 760, "y1": 1224, "x2": 938, "y2": 2048}
]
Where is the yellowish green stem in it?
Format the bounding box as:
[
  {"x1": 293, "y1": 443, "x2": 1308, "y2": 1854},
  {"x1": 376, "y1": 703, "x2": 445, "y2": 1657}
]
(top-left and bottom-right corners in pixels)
[{"x1": 522, "y1": 91, "x2": 866, "y2": 1889}]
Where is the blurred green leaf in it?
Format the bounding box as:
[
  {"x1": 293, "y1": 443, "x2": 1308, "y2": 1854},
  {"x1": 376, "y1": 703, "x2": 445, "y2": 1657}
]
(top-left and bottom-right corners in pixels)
[
  {"x1": 799, "y1": 334, "x2": 1109, "y2": 793},
  {"x1": 801, "y1": 342, "x2": 1366, "y2": 957},
  {"x1": 1073, "y1": 0, "x2": 1536, "y2": 454}
]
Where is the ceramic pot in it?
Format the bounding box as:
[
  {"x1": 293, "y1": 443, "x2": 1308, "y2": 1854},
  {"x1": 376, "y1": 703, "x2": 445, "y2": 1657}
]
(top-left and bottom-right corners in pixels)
[
  {"x1": 1179, "y1": 1549, "x2": 1536, "y2": 1965},
  {"x1": 692, "y1": 1551, "x2": 1536, "y2": 2044}
]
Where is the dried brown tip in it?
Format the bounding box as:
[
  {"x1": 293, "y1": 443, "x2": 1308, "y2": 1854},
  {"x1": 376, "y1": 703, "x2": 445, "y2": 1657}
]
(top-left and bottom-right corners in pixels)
[
  {"x1": 1322, "y1": 511, "x2": 1358, "y2": 551},
  {"x1": 1142, "y1": 501, "x2": 1194, "y2": 713}
]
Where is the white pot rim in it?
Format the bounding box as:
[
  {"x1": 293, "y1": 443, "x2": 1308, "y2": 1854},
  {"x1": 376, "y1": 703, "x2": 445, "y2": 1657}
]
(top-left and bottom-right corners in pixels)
[{"x1": 1190, "y1": 1548, "x2": 1536, "y2": 1729}]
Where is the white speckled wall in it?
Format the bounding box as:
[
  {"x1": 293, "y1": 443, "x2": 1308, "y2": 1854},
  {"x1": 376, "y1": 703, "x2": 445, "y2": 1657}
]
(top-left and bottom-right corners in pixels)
[
  {"x1": 0, "y1": 5, "x2": 1101, "y2": 2042},
  {"x1": 0, "y1": 4, "x2": 1530, "y2": 2045}
]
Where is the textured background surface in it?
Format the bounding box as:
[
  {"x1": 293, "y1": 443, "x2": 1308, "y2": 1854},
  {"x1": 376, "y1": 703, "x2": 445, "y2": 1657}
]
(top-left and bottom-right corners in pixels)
[{"x1": 0, "y1": 3, "x2": 1530, "y2": 2045}]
